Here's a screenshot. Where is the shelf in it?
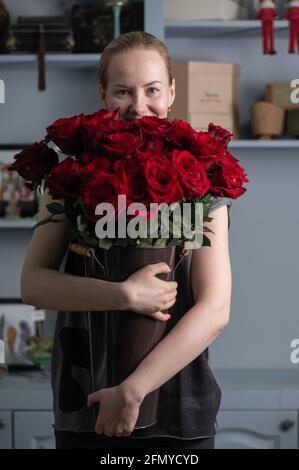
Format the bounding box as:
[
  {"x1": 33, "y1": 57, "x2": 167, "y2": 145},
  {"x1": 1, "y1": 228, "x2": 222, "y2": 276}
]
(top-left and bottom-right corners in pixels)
[
  {"x1": 0, "y1": 53, "x2": 101, "y2": 69},
  {"x1": 1, "y1": 140, "x2": 298, "y2": 151},
  {"x1": 229, "y1": 140, "x2": 299, "y2": 149},
  {"x1": 165, "y1": 19, "x2": 289, "y2": 38},
  {"x1": 0, "y1": 219, "x2": 36, "y2": 229}
]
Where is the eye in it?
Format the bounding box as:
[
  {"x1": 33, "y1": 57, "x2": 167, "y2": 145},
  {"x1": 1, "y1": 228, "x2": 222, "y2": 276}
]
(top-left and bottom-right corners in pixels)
[
  {"x1": 147, "y1": 87, "x2": 160, "y2": 95},
  {"x1": 116, "y1": 89, "x2": 130, "y2": 96}
]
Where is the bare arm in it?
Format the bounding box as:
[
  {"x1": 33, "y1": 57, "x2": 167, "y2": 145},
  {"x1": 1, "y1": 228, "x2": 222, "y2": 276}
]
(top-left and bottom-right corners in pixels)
[
  {"x1": 120, "y1": 204, "x2": 232, "y2": 401},
  {"x1": 21, "y1": 189, "x2": 128, "y2": 311},
  {"x1": 21, "y1": 190, "x2": 177, "y2": 318}
]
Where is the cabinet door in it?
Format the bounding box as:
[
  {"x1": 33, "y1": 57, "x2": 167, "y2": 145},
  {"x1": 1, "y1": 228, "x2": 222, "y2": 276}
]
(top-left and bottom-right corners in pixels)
[
  {"x1": 0, "y1": 411, "x2": 12, "y2": 449},
  {"x1": 215, "y1": 411, "x2": 298, "y2": 449},
  {"x1": 14, "y1": 411, "x2": 55, "y2": 449}
]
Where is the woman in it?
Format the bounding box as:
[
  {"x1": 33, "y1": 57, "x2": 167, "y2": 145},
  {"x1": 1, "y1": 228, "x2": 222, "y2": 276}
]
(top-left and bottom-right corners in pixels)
[{"x1": 21, "y1": 31, "x2": 232, "y2": 450}]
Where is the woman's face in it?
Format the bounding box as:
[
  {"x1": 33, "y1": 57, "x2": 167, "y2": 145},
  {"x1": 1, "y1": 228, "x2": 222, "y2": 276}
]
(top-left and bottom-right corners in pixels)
[{"x1": 100, "y1": 49, "x2": 175, "y2": 121}]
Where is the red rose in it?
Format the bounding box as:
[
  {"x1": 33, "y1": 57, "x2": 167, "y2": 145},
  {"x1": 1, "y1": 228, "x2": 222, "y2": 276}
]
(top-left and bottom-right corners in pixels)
[
  {"x1": 82, "y1": 171, "x2": 127, "y2": 223},
  {"x1": 136, "y1": 116, "x2": 172, "y2": 137},
  {"x1": 127, "y1": 116, "x2": 172, "y2": 154},
  {"x1": 113, "y1": 157, "x2": 149, "y2": 203},
  {"x1": 83, "y1": 108, "x2": 131, "y2": 148},
  {"x1": 171, "y1": 150, "x2": 211, "y2": 197},
  {"x1": 143, "y1": 154, "x2": 183, "y2": 204},
  {"x1": 139, "y1": 134, "x2": 167, "y2": 154},
  {"x1": 80, "y1": 156, "x2": 112, "y2": 182},
  {"x1": 85, "y1": 108, "x2": 120, "y2": 123},
  {"x1": 113, "y1": 155, "x2": 141, "y2": 176},
  {"x1": 190, "y1": 132, "x2": 227, "y2": 171},
  {"x1": 45, "y1": 157, "x2": 83, "y2": 199},
  {"x1": 99, "y1": 132, "x2": 142, "y2": 158},
  {"x1": 208, "y1": 123, "x2": 234, "y2": 148},
  {"x1": 224, "y1": 150, "x2": 240, "y2": 164},
  {"x1": 46, "y1": 113, "x2": 84, "y2": 155},
  {"x1": 168, "y1": 119, "x2": 197, "y2": 150},
  {"x1": 8, "y1": 142, "x2": 58, "y2": 182},
  {"x1": 210, "y1": 160, "x2": 249, "y2": 199}
]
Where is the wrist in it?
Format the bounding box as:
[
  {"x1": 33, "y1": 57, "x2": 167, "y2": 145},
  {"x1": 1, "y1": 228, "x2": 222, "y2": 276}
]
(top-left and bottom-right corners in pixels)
[
  {"x1": 119, "y1": 280, "x2": 133, "y2": 311},
  {"x1": 119, "y1": 376, "x2": 146, "y2": 404}
]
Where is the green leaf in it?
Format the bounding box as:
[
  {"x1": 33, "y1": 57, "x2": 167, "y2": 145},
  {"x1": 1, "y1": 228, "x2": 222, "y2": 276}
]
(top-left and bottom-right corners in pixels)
[
  {"x1": 98, "y1": 238, "x2": 114, "y2": 250},
  {"x1": 76, "y1": 214, "x2": 87, "y2": 232},
  {"x1": 153, "y1": 238, "x2": 167, "y2": 248},
  {"x1": 33, "y1": 215, "x2": 64, "y2": 229},
  {"x1": 203, "y1": 226, "x2": 215, "y2": 234},
  {"x1": 33, "y1": 216, "x2": 52, "y2": 229},
  {"x1": 114, "y1": 238, "x2": 128, "y2": 247},
  {"x1": 202, "y1": 234, "x2": 211, "y2": 247},
  {"x1": 167, "y1": 239, "x2": 179, "y2": 246},
  {"x1": 136, "y1": 240, "x2": 152, "y2": 248},
  {"x1": 46, "y1": 202, "x2": 65, "y2": 215}
]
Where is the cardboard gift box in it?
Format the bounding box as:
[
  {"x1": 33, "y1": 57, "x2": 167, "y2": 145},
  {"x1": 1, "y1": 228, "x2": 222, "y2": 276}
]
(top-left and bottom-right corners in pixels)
[
  {"x1": 169, "y1": 61, "x2": 240, "y2": 137},
  {"x1": 187, "y1": 112, "x2": 239, "y2": 139},
  {"x1": 165, "y1": 0, "x2": 249, "y2": 21},
  {"x1": 266, "y1": 83, "x2": 299, "y2": 111}
]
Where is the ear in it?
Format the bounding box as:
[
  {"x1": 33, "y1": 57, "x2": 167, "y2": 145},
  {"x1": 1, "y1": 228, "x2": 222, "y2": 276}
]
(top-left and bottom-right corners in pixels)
[
  {"x1": 168, "y1": 78, "x2": 175, "y2": 108},
  {"x1": 99, "y1": 85, "x2": 106, "y2": 106}
]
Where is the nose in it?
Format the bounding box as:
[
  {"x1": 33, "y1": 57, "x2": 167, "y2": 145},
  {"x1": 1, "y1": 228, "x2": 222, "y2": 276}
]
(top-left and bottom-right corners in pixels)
[{"x1": 128, "y1": 91, "x2": 147, "y2": 118}]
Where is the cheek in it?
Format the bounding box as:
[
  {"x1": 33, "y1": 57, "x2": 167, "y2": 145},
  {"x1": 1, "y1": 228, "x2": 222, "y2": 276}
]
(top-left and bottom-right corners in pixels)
[
  {"x1": 151, "y1": 97, "x2": 168, "y2": 118},
  {"x1": 104, "y1": 95, "x2": 127, "y2": 111}
]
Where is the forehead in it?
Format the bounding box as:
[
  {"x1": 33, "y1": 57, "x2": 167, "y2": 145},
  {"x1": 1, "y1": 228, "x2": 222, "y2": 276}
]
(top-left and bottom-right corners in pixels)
[{"x1": 106, "y1": 49, "x2": 168, "y2": 86}]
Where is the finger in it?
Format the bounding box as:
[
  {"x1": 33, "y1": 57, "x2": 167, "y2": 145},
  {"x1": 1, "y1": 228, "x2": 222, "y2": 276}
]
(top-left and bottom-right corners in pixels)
[
  {"x1": 115, "y1": 427, "x2": 129, "y2": 437},
  {"x1": 166, "y1": 284, "x2": 177, "y2": 294},
  {"x1": 170, "y1": 281, "x2": 178, "y2": 289},
  {"x1": 95, "y1": 425, "x2": 104, "y2": 435},
  {"x1": 104, "y1": 428, "x2": 114, "y2": 437},
  {"x1": 163, "y1": 281, "x2": 177, "y2": 293},
  {"x1": 87, "y1": 391, "x2": 101, "y2": 407},
  {"x1": 150, "y1": 262, "x2": 171, "y2": 275},
  {"x1": 163, "y1": 293, "x2": 177, "y2": 304},
  {"x1": 162, "y1": 299, "x2": 176, "y2": 311},
  {"x1": 150, "y1": 311, "x2": 172, "y2": 321}
]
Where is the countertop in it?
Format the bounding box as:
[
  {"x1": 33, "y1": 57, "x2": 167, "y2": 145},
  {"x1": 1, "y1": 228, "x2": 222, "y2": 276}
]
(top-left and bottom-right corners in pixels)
[{"x1": 0, "y1": 369, "x2": 299, "y2": 410}]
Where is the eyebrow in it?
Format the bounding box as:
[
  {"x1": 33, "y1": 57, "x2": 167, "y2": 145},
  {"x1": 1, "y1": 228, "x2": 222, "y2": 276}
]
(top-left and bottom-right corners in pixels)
[{"x1": 113, "y1": 81, "x2": 162, "y2": 88}]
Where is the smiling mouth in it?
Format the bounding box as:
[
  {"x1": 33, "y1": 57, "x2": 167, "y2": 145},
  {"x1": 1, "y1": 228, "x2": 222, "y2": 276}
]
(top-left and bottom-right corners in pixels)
[{"x1": 125, "y1": 115, "x2": 156, "y2": 120}]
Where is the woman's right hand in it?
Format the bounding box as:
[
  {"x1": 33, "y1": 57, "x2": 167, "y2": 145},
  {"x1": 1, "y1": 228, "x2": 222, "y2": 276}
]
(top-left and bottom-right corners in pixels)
[{"x1": 123, "y1": 263, "x2": 178, "y2": 321}]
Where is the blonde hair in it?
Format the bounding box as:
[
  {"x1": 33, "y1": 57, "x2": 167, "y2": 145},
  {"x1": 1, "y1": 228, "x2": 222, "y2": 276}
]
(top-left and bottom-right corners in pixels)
[{"x1": 97, "y1": 31, "x2": 175, "y2": 89}]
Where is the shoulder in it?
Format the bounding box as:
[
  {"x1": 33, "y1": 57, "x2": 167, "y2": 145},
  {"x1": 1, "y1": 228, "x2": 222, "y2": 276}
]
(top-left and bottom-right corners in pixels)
[{"x1": 207, "y1": 195, "x2": 232, "y2": 231}]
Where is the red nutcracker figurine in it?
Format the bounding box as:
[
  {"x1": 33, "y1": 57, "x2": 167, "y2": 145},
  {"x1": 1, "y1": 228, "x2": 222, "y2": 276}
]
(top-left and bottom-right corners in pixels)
[
  {"x1": 256, "y1": 0, "x2": 278, "y2": 54},
  {"x1": 285, "y1": 0, "x2": 299, "y2": 53}
]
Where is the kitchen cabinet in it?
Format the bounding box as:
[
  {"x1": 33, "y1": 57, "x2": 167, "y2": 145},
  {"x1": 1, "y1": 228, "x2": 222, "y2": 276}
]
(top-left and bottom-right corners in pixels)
[
  {"x1": 14, "y1": 411, "x2": 54, "y2": 449},
  {"x1": 215, "y1": 410, "x2": 298, "y2": 449},
  {"x1": 0, "y1": 411, "x2": 12, "y2": 449},
  {"x1": 1, "y1": 370, "x2": 299, "y2": 449},
  {"x1": 0, "y1": 372, "x2": 54, "y2": 449}
]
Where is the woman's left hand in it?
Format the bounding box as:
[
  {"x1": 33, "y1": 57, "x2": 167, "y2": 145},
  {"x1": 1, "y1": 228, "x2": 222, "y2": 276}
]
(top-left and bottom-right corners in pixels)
[{"x1": 87, "y1": 384, "x2": 143, "y2": 437}]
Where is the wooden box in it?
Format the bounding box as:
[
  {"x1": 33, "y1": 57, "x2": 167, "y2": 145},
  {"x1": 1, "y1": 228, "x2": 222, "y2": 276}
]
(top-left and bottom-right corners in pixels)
[
  {"x1": 266, "y1": 83, "x2": 299, "y2": 111},
  {"x1": 187, "y1": 112, "x2": 239, "y2": 139},
  {"x1": 169, "y1": 61, "x2": 240, "y2": 136},
  {"x1": 165, "y1": 0, "x2": 249, "y2": 20}
]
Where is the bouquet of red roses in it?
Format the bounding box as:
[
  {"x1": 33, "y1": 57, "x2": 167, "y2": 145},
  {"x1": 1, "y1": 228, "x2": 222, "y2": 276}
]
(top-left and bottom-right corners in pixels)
[
  {"x1": 9, "y1": 109, "x2": 249, "y2": 429},
  {"x1": 9, "y1": 108, "x2": 248, "y2": 250}
]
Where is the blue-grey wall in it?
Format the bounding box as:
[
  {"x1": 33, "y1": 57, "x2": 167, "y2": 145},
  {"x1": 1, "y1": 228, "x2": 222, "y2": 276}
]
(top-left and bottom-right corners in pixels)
[{"x1": 0, "y1": 0, "x2": 298, "y2": 369}]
